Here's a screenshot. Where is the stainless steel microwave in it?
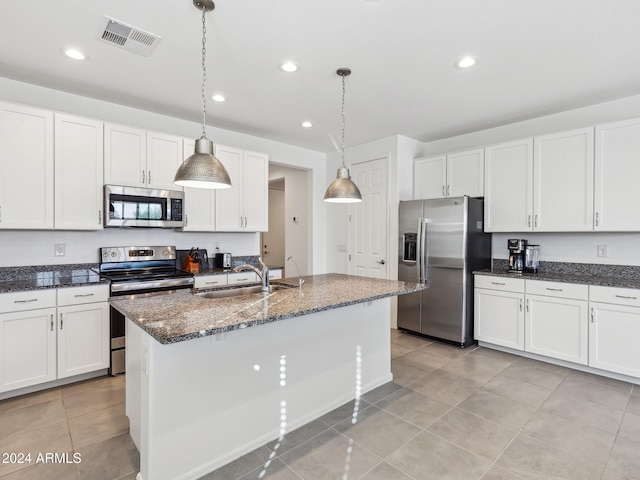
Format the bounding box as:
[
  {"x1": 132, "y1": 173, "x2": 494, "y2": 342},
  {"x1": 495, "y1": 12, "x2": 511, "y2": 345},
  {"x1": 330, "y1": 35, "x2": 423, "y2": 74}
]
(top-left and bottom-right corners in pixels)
[{"x1": 104, "y1": 185, "x2": 184, "y2": 228}]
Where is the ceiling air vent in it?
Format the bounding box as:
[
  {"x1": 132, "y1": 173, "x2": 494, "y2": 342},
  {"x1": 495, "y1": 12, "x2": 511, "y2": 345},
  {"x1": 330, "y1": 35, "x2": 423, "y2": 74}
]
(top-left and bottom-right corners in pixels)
[{"x1": 99, "y1": 17, "x2": 162, "y2": 57}]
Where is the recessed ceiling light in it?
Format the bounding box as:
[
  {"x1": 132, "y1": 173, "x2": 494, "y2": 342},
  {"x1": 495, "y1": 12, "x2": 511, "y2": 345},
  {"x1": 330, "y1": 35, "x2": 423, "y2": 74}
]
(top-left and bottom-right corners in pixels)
[
  {"x1": 301, "y1": 121, "x2": 312, "y2": 128},
  {"x1": 279, "y1": 62, "x2": 299, "y2": 73},
  {"x1": 212, "y1": 94, "x2": 226, "y2": 102},
  {"x1": 63, "y1": 48, "x2": 86, "y2": 61},
  {"x1": 455, "y1": 56, "x2": 479, "y2": 69}
]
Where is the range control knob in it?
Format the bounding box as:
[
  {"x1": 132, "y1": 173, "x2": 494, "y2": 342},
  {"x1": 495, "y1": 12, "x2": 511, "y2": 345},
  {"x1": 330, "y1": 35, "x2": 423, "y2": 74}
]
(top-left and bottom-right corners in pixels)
[{"x1": 111, "y1": 251, "x2": 118, "y2": 257}]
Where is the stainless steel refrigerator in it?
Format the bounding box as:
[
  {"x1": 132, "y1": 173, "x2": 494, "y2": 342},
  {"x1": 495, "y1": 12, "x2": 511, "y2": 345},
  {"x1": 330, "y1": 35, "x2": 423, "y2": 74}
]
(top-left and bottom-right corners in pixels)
[{"x1": 398, "y1": 196, "x2": 491, "y2": 347}]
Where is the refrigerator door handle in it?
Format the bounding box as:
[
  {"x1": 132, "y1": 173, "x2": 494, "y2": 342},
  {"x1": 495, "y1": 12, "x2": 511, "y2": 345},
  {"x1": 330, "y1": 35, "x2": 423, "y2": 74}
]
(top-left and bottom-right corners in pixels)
[
  {"x1": 421, "y1": 219, "x2": 429, "y2": 284},
  {"x1": 416, "y1": 219, "x2": 423, "y2": 282}
]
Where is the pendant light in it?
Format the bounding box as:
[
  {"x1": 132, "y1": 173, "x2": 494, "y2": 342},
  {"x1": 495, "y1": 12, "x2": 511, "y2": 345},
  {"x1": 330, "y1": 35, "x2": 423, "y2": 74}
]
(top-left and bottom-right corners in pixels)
[
  {"x1": 174, "y1": 0, "x2": 232, "y2": 189},
  {"x1": 323, "y1": 68, "x2": 363, "y2": 203}
]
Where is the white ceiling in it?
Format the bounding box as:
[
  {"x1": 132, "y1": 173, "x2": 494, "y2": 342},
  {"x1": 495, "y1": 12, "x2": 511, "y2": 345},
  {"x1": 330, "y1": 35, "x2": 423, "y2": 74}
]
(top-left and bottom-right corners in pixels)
[{"x1": 2, "y1": 0, "x2": 640, "y2": 153}]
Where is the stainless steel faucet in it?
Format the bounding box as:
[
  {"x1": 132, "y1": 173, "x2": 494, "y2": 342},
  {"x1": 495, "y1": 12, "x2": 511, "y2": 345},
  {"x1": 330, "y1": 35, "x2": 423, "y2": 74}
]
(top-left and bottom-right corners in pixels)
[
  {"x1": 233, "y1": 258, "x2": 270, "y2": 292},
  {"x1": 287, "y1": 256, "x2": 304, "y2": 289}
]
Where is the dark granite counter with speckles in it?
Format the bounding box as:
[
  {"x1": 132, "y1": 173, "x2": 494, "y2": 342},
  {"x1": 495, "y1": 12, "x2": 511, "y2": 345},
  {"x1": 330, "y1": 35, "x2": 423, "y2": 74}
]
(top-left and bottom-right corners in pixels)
[
  {"x1": 109, "y1": 273, "x2": 425, "y2": 344},
  {"x1": 0, "y1": 264, "x2": 106, "y2": 293},
  {"x1": 474, "y1": 260, "x2": 640, "y2": 289}
]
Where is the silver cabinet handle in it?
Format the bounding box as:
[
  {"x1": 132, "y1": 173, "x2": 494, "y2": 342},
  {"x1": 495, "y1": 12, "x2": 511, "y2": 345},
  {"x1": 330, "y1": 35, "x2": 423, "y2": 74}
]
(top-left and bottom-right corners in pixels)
[
  {"x1": 595, "y1": 212, "x2": 599, "y2": 227},
  {"x1": 545, "y1": 288, "x2": 563, "y2": 292},
  {"x1": 205, "y1": 281, "x2": 221, "y2": 285},
  {"x1": 442, "y1": 185, "x2": 445, "y2": 197},
  {"x1": 615, "y1": 294, "x2": 637, "y2": 300},
  {"x1": 519, "y1": 298, "x2": 523, "y2": 312},
  {"x1": 528, "y1": 215, "x2": 531, "y2": 227},
  {"x1": 50, "y1": 314, "x2": 54, "y2": 331},
  {"x1": 185, "y1": 214, "x2": 188, "y2": 227},
  {"x1": 590, "y1": 307, "x2": 595, "y2": 323},
  {"x1": 98, "y1": 210, "x2": 102, "y2": 224},
  {"x1": 526, "y1": 299, "x2": 529, "y2": 312},
  {"x1": 534, "y1": 214, "x2": 538, "y2": 228},
  {"x1": 148, "y1": 170, "x2": 151, "y2": 185},
  {"x1": 491, "y1": 281, "x2": 506, "y2": 286},
  {"x1": 447, "y1": 185, "x2": 450, "y2": 196},
  {"x1": 142, "y1": 170, "x2": 146, "y2": 183},
  {"x1": 60, "y1": 313, "x2": 63, "y2": 330},
  {"x1": 236, "y1": 277, "x2": 249, "y2": 281},
  {"x1": 15, "y1": 298, "x2": 38, "y2": 304},
  {"x1": 74, "y1": 293, "x2": 94, "y2": 298}
]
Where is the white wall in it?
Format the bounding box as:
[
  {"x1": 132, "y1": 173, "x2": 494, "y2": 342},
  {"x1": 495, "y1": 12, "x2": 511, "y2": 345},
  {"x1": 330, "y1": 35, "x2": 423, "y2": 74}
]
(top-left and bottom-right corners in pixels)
[
  {"x1": 0, "y1": 77, "x2": 328, "y2": 271},
  {"x1": 268, "y1": 164, "x2": 310, "y2": 275},
  {"x1": 422, "y1": 94, "x2": 640, "y2": 266}
]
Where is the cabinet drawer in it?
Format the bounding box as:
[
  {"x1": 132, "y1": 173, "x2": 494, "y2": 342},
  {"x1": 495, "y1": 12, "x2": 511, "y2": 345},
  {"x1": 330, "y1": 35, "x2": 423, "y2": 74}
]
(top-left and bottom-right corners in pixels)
[
  {"x1": 525, "y1": 280, "x2": 588, "y2": 300},
  {"x1": 0, "y1": 289, "x2": 56, "y2": 313},
  {"x1": 227, "y1": 272, "x2": 259, "y2": 285},
  {"x1": 268, "y1": 269, "x2": 283, "y2": 280},
  {"x1": 474, "y1": 275, "x2": 524, "y2": 293},
  {"x1": 590, "y1": 285, "x2": 640, "y2": 307},
  {"x1": 57, "y1": 285, "x2": 109, "y2": 306},
  {"x1": 194, "y1": 275, "x2": 228, "y2": 289}
]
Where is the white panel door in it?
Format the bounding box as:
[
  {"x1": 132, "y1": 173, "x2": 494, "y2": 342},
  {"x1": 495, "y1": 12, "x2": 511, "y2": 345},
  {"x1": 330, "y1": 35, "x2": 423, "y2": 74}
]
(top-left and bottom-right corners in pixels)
[
  {"x1": 57, "y1": 303, "x2": 110, "y2": 378},
  {"x1": 0, "y1": 307, "x2": 56, "y2": 393},
  {"x1": 484, "y1": 139, "x2": 533, "y2": 232},
  {"x1": 414, "y1": 156, "x2": 446, "y2": 199},
  {"x1": 589, "y1": 302, "x2": 640, "y2": 377},
  {"x1": 243, "y1": 151, "x2": 268, "y2": 231},
  {"x1": 349, "y1": 157, "x2": 388, "y2": 279},
  {"x1": 525, "y1": 295, "x2": 588, "y2": 365},
  {"x1": 147, "y1": 132, "x2": 183, "y2": 190},
  {"x1": 215, "y1": 145, "x2": 243, "y2": 231},
  {"x1": 594, "y1": 118, "x2": 640, "y2": 231},
  {"x1": 104, "y1": 123, "x2": 146, "y2": 187},
  {"x1": 474, "y1": 288, "x2": 524, "y2": 350},
  {"x1": 0, "y1": 103, "x2": 54, "y2": 229},
  {"x1": 447, "y1": 148, "x2": 484, "y2": 198},
  {"x1": 54, "y1": 114, "x2": 104, "y2": 230},
  {"x1": 181, "y1": 139, "x2": 215, "y2": 231},
  {"x1": 534, "y1": 128, "x2": 594, "y2": 231}
]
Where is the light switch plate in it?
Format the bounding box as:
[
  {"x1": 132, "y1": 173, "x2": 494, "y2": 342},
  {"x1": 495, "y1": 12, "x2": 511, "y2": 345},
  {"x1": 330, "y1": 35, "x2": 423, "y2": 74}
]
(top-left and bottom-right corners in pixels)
[
  {"x1": 597, "y1": 245, "x2": 608, "y2": 257},
  {"x1": 54, "y1": 244, "x2": 66, "y2": 257}
]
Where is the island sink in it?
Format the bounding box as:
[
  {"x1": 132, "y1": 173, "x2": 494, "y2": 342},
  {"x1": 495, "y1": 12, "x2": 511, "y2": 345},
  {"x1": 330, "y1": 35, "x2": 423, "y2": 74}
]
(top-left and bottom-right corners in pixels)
[{"x1": 195, "y1": 283, "x2": 294, "y2": 299}]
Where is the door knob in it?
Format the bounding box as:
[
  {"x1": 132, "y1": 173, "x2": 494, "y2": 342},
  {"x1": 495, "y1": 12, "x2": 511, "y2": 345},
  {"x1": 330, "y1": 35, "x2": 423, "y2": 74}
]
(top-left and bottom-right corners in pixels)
[{"x1": 377, "y1": 259, "x2": 386, "y2": 265}]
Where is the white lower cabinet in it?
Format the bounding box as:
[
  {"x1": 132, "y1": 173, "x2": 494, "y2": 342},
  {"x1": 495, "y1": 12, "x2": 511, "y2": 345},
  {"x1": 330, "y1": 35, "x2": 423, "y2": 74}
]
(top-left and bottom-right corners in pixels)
[
  {"x1": 0, "y1": 285, "x2": 109, "y2": 394},
  {"x1": 589, "y1": 286, "x2": 640, "y2": 378},
  {"x1": 0, "y1": 307, "x2": 57, "y2": 393},
  {"x1": 474, "y1": 276, "x2": 525, "y2": 350}
]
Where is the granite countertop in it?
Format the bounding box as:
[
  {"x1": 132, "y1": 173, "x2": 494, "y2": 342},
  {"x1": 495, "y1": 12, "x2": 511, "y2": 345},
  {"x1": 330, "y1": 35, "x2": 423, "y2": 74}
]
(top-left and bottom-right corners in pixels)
[
  {"x1": 474, "y1": 264, "x2": 640, "y2": 290},
  {"x1": 109, "y1": 273, "x2": 425, "y2": 344},
  {"x1": 0, "y1": 264, "x2": 107, "y2": 294}
]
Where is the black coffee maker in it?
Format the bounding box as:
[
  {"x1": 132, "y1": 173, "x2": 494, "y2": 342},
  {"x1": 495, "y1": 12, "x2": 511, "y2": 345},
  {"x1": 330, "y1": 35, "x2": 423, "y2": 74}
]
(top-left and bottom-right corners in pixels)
[{"x1": 507, "y1": 239, "x2": 527, "y2": 274}]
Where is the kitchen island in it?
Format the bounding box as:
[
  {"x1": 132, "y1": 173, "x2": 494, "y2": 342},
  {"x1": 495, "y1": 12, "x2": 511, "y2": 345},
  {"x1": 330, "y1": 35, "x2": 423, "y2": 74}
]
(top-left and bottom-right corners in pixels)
[{"x1": 110, "y1": 273, "x2": 424, "y2": 480}]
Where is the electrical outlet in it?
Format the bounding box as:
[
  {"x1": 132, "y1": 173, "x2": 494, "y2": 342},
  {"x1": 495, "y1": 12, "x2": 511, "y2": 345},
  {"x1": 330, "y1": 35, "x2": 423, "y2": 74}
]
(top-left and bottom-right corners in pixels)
[
  {"x1": 597, "y1": 245, "x2": 608, "y2": 258},
  {"x1": 213, "y1": 242, "x2": 220, "y2": 252},
  {"x1": 54, "y1": 244, "x2": 66, "y2": 257}
]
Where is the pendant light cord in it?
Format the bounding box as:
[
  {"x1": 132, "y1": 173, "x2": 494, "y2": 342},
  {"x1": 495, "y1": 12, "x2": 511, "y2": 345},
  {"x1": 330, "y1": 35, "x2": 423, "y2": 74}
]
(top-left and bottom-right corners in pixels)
[
  {"x1": 200, "y1": 7, "x2": 207, "y2": 139},
  {"x1": 340, "y1": 73, "x2": 346, "y2": 167}
]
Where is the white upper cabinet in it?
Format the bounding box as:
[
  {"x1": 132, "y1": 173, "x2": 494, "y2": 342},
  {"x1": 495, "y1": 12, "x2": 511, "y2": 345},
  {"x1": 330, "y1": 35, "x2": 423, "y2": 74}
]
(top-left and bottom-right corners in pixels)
[
  {"x1": 485, "y1": 128, "x2": 593, "y2": 233},
  {"x1": 181, "y1": 139, "x2": 216, "y2": 232},
  {"x1": 104, "y1": 124, "x2": 182, "y2": 190},
  {"x1": 484, "y1": 139, "x2": 534, "y2": 232},
  {"x1": 54, "y1": 114, "x2": 104, "y2": 230},
  {"x1": 447, "y1": 148, "x2": 484, "y2": 198},
  {"x1": 534, "y1": 128, "x2": 594, "y2": 231},
  {"x1": 414, "y1": 155, "x2": 446, "y2": 199},
  {"x1": 594, "y1": 118, "x2": 640, "y2": 231},
  {"x1": 414, "y1": 149, "x2": 484, "y2": 199},
  {"x1": 104, "y1": 123, "x2": 146, "y2": 187},
  {"x1": 215, "y1": 146, "x2": 268, "y2": 232},
  {"x1": 0, "y1": 103, "x2": 54, "y2": 229}
]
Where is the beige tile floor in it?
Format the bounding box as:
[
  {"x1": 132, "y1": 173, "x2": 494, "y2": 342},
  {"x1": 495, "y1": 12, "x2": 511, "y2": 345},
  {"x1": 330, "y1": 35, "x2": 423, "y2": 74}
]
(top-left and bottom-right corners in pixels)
[{"x1": 1, "y1": 329, "x2": 639, "y2": 480}]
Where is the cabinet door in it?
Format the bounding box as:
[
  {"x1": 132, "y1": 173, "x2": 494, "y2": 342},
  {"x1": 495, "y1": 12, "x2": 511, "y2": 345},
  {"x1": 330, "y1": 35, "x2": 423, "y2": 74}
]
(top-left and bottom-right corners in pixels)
[
  {"x1": 534, "y1": 128, "x2": 594, "y2": 231},
  {"x1": 57, "y1": 303, "x2": 109, "y2": 379},
  {"x1": 0, "y1": 307, "x2": 56, "y2": 392},
  {"x1": 215, "y1": 145, "x2": 243, "y2": 231},
  {"x1": 0, "y1": 103, "x2": 54, "y2": 229},
  {"x1": 474, "y1": 288, "x2": 524, "y2": 350},
  {"x1": 243, "y1": 150, "x2": 268, "y2": 231},
  {"x1": 104, "y1": 123, "x2": 146, "y2": 187},
  {"x1": 525, "y1": 295, "x2": 588, "y2": 365},
  {"x1": 181, "y1": 139, "x2": 215, "y2": 231},
  {"x1": 414, "y1": 156, "x2": 446, "y2": 199},
  {"x1": 484, "y1": 139, "x2": 533, "y2": 232},
  {"x1": 594, "y1": 118, "x2": 640, "y2": 231},
  {"x1": 54, "y1": 114, "x2": 104, "y2": 230},
  {"x1": 147, "y1": 132, "x2": 183, "y2": 190},
  {"x1": 447, "y1": 148, "x2": 484, "y2": 198},
  {"x1": 589, "y1": 302, "x2": 640, "y2": 377}
]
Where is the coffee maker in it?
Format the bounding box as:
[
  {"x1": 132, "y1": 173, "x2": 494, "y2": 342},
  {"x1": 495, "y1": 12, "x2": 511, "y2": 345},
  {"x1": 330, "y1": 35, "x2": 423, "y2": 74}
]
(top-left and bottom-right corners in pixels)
[
  {"x1": 525, "y1": 244, "x2": 540, "y2": 273},
  {"x1": 507, "y1": 239, "x2": 526, "y2": 274}
]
